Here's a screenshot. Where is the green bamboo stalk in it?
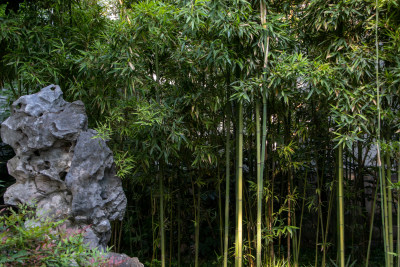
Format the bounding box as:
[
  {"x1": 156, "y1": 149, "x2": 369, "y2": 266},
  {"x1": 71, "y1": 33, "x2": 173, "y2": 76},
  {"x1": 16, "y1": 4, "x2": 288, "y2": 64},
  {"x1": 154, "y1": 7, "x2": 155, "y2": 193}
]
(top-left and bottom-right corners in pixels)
[
  {"x1": 195, "y1": 187, "x2": 200, "y2": 267},
  {"x1": 169, "y1": 178, "x2": 173, "y2": 267},
  {"x1": 288, "y1": 169, "x2": 292, "y2": 267},
  {"x1": 260, "y1": 55, "x2": 269, "y2": 179},
  {"x1": 237, "y1": 101, "x2": 244, "y2": 267},
  {"x1": 316, "y1": 171, "x2": 326, "y2": 267},
  {"x1": 257, "y1": 3, "x2": 265, "y2": 266},
  {"x1": 295, "y1": 169, "x2": 308, "y2": 266},
  {"x1": 218, "y1": 170, "x2": 223, "y2": 256},
  {"x1": 155, "y1": 42, "x2": 164, "y2": 267},
  {"x1": 322, "y1": 181, "x2": 335, "y2": 267},
  {"x1": 224, "y1": 97, "x2": 231, "y2": 267},
  {"x1": 151, "y1": 189, "x2": 155, "y2": 266},
  {"x1": 235, "y1": 104, "x2": 239, "y2": 267},
  {"x1": 386, "y1": 153, "x2": 394, "y2": 266},
  {"x1": 260, "y1": 0, "x2": 269, "y2": 176},
  {"x1": 374, "y1": 1, "x2": 388, "y2": 264},
  {"x1": 155, "y1": 47, "x2": 160, "y2": 103},
  {"x1": 397, "y1": 157, "x2": 400, "y2": 267},
  {"x1": 259, "y1": 1, "x2": 270, "y2": 265},
  {"x1": 336, "y1": 146, "x2": 339, "y2": 265},
  {"x1": 256, "y1": 100, "x2": 262, "y2": 267},
  {"x1": 178, "y1": 193, "x2": 181, "y2": 267},
  {"x1": 314, "y1": 211, "x2": 320, "y2": 267},
  {"x1": 190, "y1": 176, "x2": 198, "y2": 267},
  {"x1": 380, "y1": 154, "x2": 389, "y2": 265},
  {"x1": 366, "y1": 168, "x2": 380, "y2": 267},
  {"x1": 293, "y1": 224, "x2": 298, "y2": 267},
  {"x1": 269, "y1": 154, "x2": 275, "y2": 263},
  {"x1": 338, "y1": 143, "x2": 345, "y2": 267},
  {"x1": 160, "y1": 172, "x2": 165, "y2": 267}
]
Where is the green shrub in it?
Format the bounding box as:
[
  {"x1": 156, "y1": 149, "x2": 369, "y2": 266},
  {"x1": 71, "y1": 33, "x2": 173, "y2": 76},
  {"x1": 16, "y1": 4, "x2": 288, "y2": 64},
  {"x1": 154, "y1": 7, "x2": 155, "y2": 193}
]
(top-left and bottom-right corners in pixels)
[{"x1": 0, "y1": 204, "x2": 108, "y2": 266}]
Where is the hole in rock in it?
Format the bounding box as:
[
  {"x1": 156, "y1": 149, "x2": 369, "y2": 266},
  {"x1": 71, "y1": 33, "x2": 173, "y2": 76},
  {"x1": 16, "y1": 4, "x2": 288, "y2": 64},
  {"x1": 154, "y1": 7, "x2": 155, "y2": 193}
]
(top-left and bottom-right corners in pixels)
[
  {"x1": 44, "y1": 161, "x2": 50, "y2": 170},
  {"x1": 100, "y1": 191, "x2": 108, "y2": 200},
  {"x1": 59, "y1": 171, "x2": 67, "y2": 181},
  {"x1": 34, "y1": 150, "x2": 40, "y2": 157},
  {"x1": 63, "y1": 142, "x2": 73, "y2": 151},
  {"x1": 15, "y1": 103, "x2": 22, "y2": 109}
]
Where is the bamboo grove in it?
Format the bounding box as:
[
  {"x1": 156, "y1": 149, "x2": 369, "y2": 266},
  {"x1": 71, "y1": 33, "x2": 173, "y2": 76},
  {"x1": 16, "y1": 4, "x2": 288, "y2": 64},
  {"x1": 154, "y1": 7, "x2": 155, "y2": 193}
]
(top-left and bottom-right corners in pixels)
[{"x1": 1, "y1": 0, "x2": 400, "y2": 266}]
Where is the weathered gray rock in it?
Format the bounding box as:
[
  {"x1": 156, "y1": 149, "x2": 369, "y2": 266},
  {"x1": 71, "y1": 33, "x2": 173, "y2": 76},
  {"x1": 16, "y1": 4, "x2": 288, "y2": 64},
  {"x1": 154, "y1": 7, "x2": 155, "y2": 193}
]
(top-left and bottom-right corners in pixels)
[
  {"x1": 1, "y1": 85, "x2": 127, "y2": 250},
  {"x1": 106, "y1": 253, "x2": 144, "y2": 267}
]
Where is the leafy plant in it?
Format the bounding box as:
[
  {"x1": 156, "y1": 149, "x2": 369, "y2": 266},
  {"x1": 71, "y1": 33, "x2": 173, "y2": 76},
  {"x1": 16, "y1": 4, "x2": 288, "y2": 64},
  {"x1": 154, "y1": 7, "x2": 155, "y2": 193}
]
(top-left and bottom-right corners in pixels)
[{"x1": 0, "y1": 204, "x2": 113, "y2": 266}]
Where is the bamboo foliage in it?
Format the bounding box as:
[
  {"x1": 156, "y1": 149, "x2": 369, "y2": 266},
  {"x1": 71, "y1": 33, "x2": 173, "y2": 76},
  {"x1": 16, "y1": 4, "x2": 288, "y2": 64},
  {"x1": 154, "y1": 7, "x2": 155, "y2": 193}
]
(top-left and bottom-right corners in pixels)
[{"x1": 1, "y1": 0, "x2": 400, "y2": 266}]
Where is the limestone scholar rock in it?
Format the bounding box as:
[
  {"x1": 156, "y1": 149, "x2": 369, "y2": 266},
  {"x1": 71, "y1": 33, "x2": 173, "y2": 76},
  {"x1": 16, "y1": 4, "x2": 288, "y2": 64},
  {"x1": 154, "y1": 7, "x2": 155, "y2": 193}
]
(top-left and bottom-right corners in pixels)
[{"x1": 1, "y1": 85, "x2": 127, "y2": 250}]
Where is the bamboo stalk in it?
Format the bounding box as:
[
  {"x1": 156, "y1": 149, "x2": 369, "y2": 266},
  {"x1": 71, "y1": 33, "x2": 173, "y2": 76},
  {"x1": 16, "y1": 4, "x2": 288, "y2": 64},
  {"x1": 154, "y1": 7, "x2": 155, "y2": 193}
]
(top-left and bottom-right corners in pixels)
[
  {"x1": 288, "y1": 169, "x2": 292, "y2": 267},
  {"x1": 235, "y1": 103, "x2": 239, "y2": 267},
  {"x1": 314, "y1": 214, "x2": 320, "y2": 267},
  {"x1": 151, "y1": 189, "x2": 155, "y2": 265},
  {"x1": 195, "y1": 187, "x2": 200, "y2": 267},
  {"x1": 169, "y1": 177, "x2": 173, "y2": 267},
  {"x1": 269, "y1": 153, "x2": 275, "y2": 263},
  {"x1": 178, "y1": 192, "x2": 181, "y2": 267},
  {"x1": 224, "y1": 74, "x2": 231, "y2": 267},
  {"x1": 386, "y1": 153, "x2": 394, "y2": 266},
  {"x1": 316, "y1": 171, "x2": 326, "y2": 267},
  {"x1": 366, "y1": 168, "x2": 380, "y2": 267},
  {"x1": 256, "y1": 100, "x2": 262, "y2": 267},
  {"x1": 380, "y1": 154, "x2": 390, "y2": 265},
  {"x1": 383, "y1": 154, "x2": 391, "y2": 265},
  {"x1": 338, "y1": 144, "x2": 345, "y2": 267},
  {"x1": 295, "y1": 169, "x2": 308, "y2": 265},
  {"x1": 258, "y1": 1, "x2": 270, "y2": 265},
  {"x1": 160, "y1": 171, "x2": 165, "y2": 267},
  {"x1": 218, "y1": 168, "x2": 223, "y2": 256},
  {"x1": 397, "y1": 157, "x2": 400, "y2": 267},
  {"x1": 322, "y1": 181, "x2": 335, "y2": 267},
  {"x1": 237, "y1": 102, "x2": 244, "y2": 267},
  {"x1": 374, "y1": 1, "x2": 389, "y2": 265}
]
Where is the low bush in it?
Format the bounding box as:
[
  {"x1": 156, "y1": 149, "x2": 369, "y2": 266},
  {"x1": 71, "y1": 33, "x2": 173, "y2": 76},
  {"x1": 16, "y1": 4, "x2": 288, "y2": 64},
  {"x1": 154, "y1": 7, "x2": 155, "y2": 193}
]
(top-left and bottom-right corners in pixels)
[{"x1": 0, "y1": 204, "x2": 109, "y2": 266}]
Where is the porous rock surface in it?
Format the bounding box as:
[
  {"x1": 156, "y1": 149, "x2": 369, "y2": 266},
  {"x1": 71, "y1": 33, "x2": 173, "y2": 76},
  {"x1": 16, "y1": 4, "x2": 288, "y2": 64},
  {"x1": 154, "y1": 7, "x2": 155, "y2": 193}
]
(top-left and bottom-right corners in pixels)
[
  {"x1": 1, "y1": 85, "x2": 127, "y2": 250},
  {"x1": 107, "y1": 253, "x2": 144, "y2": 267}
]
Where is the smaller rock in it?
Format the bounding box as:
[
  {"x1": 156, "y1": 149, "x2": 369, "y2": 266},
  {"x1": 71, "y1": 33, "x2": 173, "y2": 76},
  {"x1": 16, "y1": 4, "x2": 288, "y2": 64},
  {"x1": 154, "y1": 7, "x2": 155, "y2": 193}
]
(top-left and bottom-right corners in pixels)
[{"x1": 106, "y1": 253, "x2": 144, "y2": 267}]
